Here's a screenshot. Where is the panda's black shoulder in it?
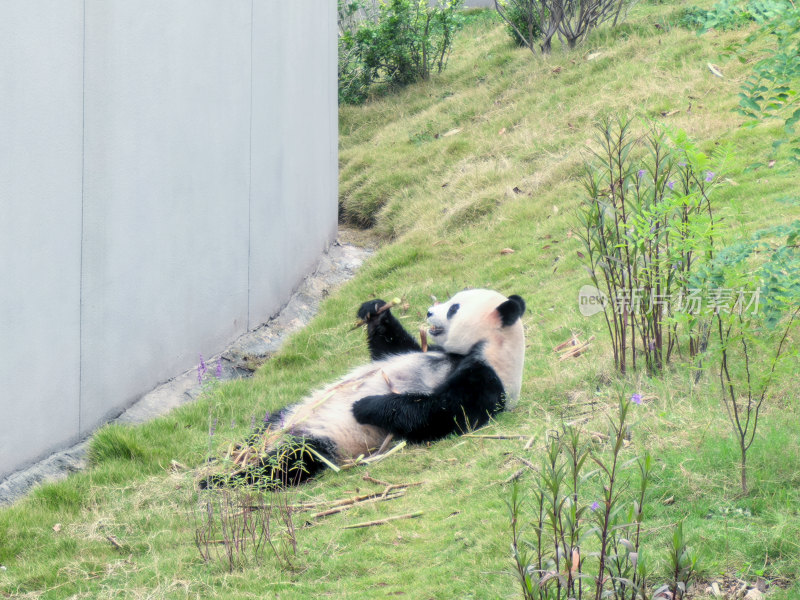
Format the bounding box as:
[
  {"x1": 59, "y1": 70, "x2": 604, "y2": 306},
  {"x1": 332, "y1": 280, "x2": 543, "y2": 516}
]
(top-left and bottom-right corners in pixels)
[{"x1": 445, "y1": 343, "x2": 496, "y2": 371}]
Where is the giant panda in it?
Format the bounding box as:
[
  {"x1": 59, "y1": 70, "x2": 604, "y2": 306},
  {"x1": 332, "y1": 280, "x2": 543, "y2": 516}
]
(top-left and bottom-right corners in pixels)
[{"x1": 202, "y1": 289, "x2": 525, "y2": 487}]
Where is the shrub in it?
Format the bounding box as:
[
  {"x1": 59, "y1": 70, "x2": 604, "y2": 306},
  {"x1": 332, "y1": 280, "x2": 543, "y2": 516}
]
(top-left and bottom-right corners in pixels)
[
  {"x1": 576, "y1": 118, "x2": 725, "y2": 374},
  {"x1": 677, "y1": 0, "x2": 792, "y2": 32},
  {"x1": 495, "y1": 0, "x2": 544, "y2": 48},
  {"x1": 338, "y1": 0, "x2": 464, "y2": 105},
  {"x1": 495, "y1": 0, "x2": 632, "y2": 54},
  {"x1": 705, "y1": 222, "x2": 800, "y2": 492}
]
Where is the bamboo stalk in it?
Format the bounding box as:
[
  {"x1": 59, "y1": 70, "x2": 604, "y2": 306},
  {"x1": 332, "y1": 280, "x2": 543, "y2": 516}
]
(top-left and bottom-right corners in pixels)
[
  {"x1": 343, "y1": 511, "x2": 423, "y2": 529},
  {"x1": 363, "y1": 474, "x2": 391, "y2": 486},
  {"x1": 558, "y1": 336, "x2": 595, "y2": 360},
  {"x1": 502, "y1": 468, "x2": 526, "y2": 484},
  {"x1": 553, "y1": 335, "x2": 579, "y2": 352},
  {"x1": 306, "y1": 445, "x2": 341, "y2": 473},
  {"x1": 295, "y1": 482, "x2": 423, "y2": 515},
  {"x1": 515, "y1": 456, "x2": 537, "y2": 470},
  {"x1": 341, "y1": 440, "x2": 407, "y2": 468},
  {"x1": 311, "y1": 491, "x2": 406, "y2": 518},
  {"x1": 464, "y1": 434, "x2": 530, "y2": 440},
  {"x1": 106, "y1": 535, "x2": 124, "y2": 550},
  {"x1": 377, "y1": 433, "x2": 395, "y2": 455},
  {"x1": 292, "y1": 490, "x2": 389, "y2": 510},
  {"x1": 381, "y1": 370, "x2": 399, "y2": 394},
  {"x1": 350, "y1": 298, "x2": 402, "y2": 330}
]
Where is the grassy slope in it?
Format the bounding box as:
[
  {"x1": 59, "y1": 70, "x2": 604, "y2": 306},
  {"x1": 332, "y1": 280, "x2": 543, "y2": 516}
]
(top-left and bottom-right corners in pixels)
[{"x1": 2, "y1": 5, "x2": 800, "y2": 599}]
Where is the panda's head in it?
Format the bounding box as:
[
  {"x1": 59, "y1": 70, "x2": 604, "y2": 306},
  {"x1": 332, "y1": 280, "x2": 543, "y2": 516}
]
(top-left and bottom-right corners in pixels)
[{"x1": 427, "y1": 289, "x2": 526, "y2": 406}]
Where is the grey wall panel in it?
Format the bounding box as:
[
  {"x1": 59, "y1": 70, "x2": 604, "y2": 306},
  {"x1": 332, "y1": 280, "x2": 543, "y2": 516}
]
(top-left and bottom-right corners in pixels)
[
  {"x1": 249, "y1": 1, "x2": 288, "y2": 323},
  {"x1": 0, "y1": 1, "x2": 84, "y2": 478},
  {"x1": 249, "y1": 1, "x2": 338, "y2": 326},
  {"x1": 0, "y1": 0, "x2": 337, "y2": 480},
  {"x1": 80, "y1": 0, "x2": 253, "y2": 432}
]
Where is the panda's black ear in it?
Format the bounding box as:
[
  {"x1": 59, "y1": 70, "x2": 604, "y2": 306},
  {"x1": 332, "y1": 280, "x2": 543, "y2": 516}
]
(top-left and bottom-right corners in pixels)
[{"x1": 497, "y1": 295, "x2": 526, "y2": 327}]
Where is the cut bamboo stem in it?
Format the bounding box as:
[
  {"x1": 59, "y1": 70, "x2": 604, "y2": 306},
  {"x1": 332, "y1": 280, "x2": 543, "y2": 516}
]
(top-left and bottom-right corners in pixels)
[
  {"x1": 311, "y1": 491, "x2": 405, "y2": 518},
  {"x1": 464, "y1": 434, "x2": 531, "y2": 440},
  {"x1": 515, "y1": 456, "x2": 537, "y2": 470},
  {"x1": 341, "y1": 440, "x2": 407, "y2": 468},
  {"x1": 502, "y1": 468, "x2": 526, "y2": 484},
  {"x1": 106, "y1": 535, "x2": 124, "y2": 550},
  {"x1": 553, "y1": 335, "x2": 579, "y2": 352},
  {"x1": 351, "y1": 298, "x2": 402, "y2": 330},
  {"x1": 343, "y1": 511, "x2": 423, "y2": 529},
  {"x1": 381, "y1": 370, "x2": 399, "y2": 394},
  {"x1": 363, "y1": 474, "x2": 391, "y2": 486},
  {"x1": 377, "y1": 433, "x2": 395, "y2": 455},
  {"x1": 558, "y1": 336, "x2": 595, "y2": 360}
]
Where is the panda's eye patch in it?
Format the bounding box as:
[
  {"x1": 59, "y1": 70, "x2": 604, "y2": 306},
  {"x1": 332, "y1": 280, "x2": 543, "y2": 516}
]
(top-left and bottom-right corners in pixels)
[{"x1": 447, "y1": 303, "x2": 460, "y2": 319}]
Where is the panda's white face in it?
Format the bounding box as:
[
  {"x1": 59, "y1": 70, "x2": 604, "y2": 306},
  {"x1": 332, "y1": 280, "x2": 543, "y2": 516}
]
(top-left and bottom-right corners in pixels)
[
  {"x1": 427, "y1": 289, "x2": 512, "y2": 355},
  {"x1": 426, "y1": 288, "x2": 526, "y2": 406}
]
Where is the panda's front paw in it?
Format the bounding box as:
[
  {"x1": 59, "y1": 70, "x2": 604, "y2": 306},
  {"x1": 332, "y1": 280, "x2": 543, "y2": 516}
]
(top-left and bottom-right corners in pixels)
[
  {"x1": 352, "y1": 395, "x2": 384, "y2": 426},
  {"x1": 357, "y1": 299, "x2": 387, "y2": 322}
]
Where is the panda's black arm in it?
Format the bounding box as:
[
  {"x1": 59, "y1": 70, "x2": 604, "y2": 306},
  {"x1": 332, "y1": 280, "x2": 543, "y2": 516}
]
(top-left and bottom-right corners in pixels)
[
  {"x1": 351, "y1": 357, "x2": 505, "y2": 442},
  {"x1": 358, "y1": 299, "x2": 422, "y2": 360}
]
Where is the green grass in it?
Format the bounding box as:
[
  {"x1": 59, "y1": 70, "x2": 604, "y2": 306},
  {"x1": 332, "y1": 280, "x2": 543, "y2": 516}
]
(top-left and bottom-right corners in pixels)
[{"x1": 3, "y1": 5, "x2": 800, "y2": 599}]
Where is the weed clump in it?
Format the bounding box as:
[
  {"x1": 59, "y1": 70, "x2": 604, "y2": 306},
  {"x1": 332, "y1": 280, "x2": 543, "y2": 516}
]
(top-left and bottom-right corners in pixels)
[{"x1": 508, "y1": 392, "x2": 698, "y2": 600}]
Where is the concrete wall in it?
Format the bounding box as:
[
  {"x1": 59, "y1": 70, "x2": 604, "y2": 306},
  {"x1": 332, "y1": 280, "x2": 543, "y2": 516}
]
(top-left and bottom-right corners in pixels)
[{"x1": 0, "y1": 1, "x2": 338, "y2": 480}]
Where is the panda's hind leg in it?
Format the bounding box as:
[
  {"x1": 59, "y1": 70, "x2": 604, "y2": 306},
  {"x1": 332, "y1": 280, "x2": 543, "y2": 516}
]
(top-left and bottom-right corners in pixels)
[
  {"x1": 258, "y1": 435, "x2": 338, "y2": 486},
  {"x1": 201, "y1": 435, "x2": 338, "y2": 489}
]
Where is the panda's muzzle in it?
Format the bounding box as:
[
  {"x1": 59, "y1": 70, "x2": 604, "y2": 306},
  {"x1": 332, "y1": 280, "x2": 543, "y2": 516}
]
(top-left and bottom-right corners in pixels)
[{"x1": 427, "y1": 305, "x2": 446, "y2": 337}]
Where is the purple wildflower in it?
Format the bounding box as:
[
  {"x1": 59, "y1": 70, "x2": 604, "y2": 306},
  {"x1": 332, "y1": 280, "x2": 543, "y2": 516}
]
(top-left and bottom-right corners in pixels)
[
  {"x1": 209, "y1": 417, "x2": 218, "y2": 437},
  {"x1": 216, "y1": 357, "x2": 223, "y2": 379},
  {"x1": 197, "y1": 354, "x2": 207, "y2": 384},
  {"x1": 705, "y1": 171, "x2": 714, "y2": 182},
  {"x1": 678, "y1": 161, "x2": 687, "y2": 167},
  {"x1": 590, "y1": 501, "x2": 600, "y2": 511},
  {"x1": 250, "y1": 415, "x2": 256, "y2": 430},
  {"x1": 637, "y1": 169, "x2": 646, "y2": 179},
  {"x1": 667, "y1": 181, "x2": 675, "y2": 190},
  {"x1": 263, "y1": 410, "x2": 271, "y2": 424},
  {"x1": 631, "y1": 393, "x2": 643, "y2": 405},
  {"x1": 231, "y1": 419, "x2": 236, "y2": 429},
  {"x1": 648, "y1": 341, "x2": 655, "y2": 351}
]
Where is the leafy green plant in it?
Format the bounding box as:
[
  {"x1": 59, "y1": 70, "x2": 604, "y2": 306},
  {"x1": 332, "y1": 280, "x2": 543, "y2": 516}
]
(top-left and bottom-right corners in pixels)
[
  {"x1": 683, "y1": 0, "x2": 798, "y2": 165},
  {"x1": 704, "y1": 222, "x2": 800, "y2": 493},
  {"x1": 576, "y1": 118, "x2": 723, "y2": 374},
  {"x1": 678, "y1": 0, "x2": 792, "y2": 32},
  {"x1": 338, "y1": 0, "x2": 464, "y2": 105},
  {"x1": 339, "y1": 2, "x2": 374, "y2": 105},
  {"x1": 508, "y1": 393, "x2": 697, "y2": 599},
  {"x1": 663, "y1": 521, "x2": 698, "y2": 600},
  {"x1": 735, "y1": 7, "x2": 800, "y2": 166},
  {"x1": 493, "y1": 0, "x2": 547, "y2": 51}
]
